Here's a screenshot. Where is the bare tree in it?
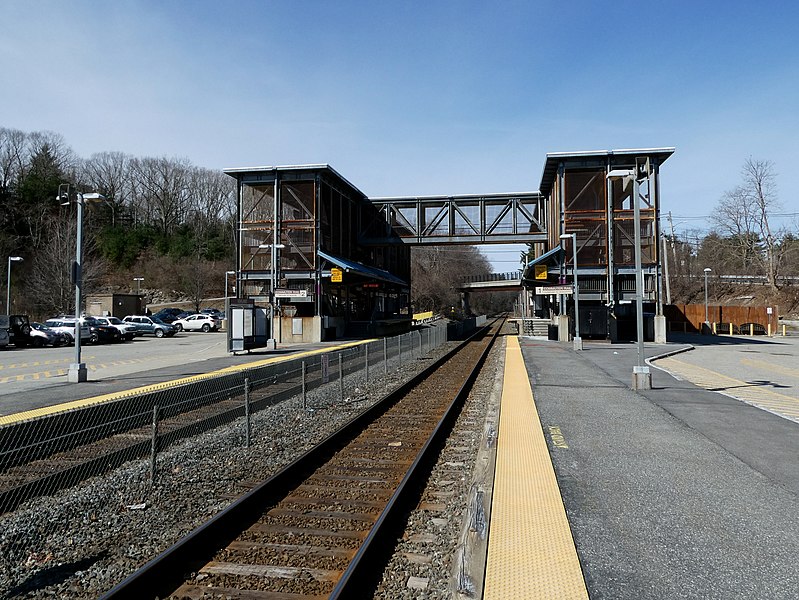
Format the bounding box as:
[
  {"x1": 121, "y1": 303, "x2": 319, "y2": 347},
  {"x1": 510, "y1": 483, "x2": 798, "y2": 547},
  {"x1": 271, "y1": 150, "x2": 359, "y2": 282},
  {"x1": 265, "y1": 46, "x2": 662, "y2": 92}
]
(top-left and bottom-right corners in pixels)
[
  {"x1": 79, "y1": 151, "x2": 133, "y2": 227},
  {"x1": 25, "y1": 216, "x2": 106, "y2": 316},
  {"x1": 0, "y1": 127, "x2": 27, "y2": 196},
  {"x1": 187, "y1": 166, "x2": 236, "y2": 223},
  {"x1": 711, "y1": 158, "x2": 784, "y2": 290},
  {"x1": 129, "y1": 156, "x2": 192, "y2": 234},
  {"x1": 411, "y1": 246, "x2": 491, "y2": 313}
]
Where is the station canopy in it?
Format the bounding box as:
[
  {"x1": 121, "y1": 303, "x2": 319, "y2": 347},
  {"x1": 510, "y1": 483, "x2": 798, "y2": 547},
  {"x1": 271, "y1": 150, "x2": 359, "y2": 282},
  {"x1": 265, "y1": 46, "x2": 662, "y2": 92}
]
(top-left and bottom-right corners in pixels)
[{"x1": 319, "y1": 250, "x2": 408, "y2": 286}]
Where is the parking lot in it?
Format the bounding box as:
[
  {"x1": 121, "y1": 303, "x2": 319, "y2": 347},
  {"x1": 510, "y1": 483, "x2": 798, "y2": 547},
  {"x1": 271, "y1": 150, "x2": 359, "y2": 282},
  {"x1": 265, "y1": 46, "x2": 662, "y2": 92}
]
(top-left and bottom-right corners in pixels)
[{"x1": 0, "y1": 330, "x2": 230, "y2": 401}]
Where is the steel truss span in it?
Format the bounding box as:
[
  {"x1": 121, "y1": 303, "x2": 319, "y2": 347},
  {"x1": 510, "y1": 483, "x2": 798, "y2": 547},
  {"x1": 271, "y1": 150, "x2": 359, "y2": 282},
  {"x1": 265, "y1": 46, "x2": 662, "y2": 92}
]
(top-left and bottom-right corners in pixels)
[{"x1": 360, "y1": 192, "x2": 547, "y2": 245}]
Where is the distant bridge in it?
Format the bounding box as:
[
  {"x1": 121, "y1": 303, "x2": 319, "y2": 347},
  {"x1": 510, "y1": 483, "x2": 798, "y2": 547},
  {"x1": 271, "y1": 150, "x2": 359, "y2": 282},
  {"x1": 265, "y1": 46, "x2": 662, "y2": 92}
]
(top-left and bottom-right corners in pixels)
[{"x1": 457, "y1": 271, "x2": 523, "y2": 292}]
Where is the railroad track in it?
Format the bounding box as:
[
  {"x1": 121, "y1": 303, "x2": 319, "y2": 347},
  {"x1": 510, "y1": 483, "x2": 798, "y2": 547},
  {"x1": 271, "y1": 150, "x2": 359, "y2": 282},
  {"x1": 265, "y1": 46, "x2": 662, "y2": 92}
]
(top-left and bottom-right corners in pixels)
[{"x1": 102, "y1": 318, "x2": 503, "y2": 599}]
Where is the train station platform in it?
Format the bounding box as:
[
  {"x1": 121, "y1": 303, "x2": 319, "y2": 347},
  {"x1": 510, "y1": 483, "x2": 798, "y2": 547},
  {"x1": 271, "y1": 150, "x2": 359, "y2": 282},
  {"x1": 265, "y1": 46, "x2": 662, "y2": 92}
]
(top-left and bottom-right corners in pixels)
[{"x1": 484, "y1": 334, "x2": 799, "y2": 599}]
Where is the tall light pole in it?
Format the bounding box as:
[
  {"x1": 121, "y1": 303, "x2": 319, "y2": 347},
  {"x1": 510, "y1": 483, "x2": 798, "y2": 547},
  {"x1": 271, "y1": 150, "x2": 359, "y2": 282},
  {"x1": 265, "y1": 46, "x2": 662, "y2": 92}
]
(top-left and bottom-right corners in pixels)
[
  {"x1": 224, "y1": 270, "x2": 236, "y2": 302},
  {"x1": 608, "y1": 168, "x2": 650, "y2": 389},
  {"x1": 703, "y1": 267, "x2": 712, "y2": 330},
  {"x1": 60, "y1": 188, "x2": 106, "y2": 383},
  {"x1": 6, "y1": 256, "x2": 23, "y2": 314},
  {"x1": 559, "y1": 233, "x2": 582, "y2": 350},
  {"x1": 224, "y1": 270, "x2": 236, "y2": 323},
  {"x1": 259, "y1": 243, "x2": 285, "y2": 347}
]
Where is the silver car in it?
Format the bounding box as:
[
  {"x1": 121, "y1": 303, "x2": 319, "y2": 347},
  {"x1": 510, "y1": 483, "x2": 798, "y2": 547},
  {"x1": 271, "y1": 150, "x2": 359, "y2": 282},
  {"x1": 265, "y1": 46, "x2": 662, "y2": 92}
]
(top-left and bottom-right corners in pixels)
[{"x1": 44, "y1": 318, "x2": 91, "y2": 344}]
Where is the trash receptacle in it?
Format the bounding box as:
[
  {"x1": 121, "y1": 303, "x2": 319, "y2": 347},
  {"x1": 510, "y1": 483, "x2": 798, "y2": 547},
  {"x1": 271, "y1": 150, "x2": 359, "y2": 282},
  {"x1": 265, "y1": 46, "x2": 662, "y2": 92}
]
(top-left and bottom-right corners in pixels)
[{"x1": 548, "y1": 324, "x2": 558, "y2": 341}]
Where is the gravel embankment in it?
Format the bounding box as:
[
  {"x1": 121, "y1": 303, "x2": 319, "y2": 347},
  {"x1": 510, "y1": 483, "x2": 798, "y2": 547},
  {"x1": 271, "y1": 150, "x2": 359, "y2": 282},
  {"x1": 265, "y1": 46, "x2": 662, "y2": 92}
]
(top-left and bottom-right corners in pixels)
[{"x1": 0, "y1": 339, "x2": 458, "y2": 599}]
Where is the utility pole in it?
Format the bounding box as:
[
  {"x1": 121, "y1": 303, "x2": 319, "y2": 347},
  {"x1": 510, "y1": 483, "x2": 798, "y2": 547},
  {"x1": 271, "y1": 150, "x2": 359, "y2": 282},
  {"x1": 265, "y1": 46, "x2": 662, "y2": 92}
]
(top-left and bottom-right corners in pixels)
[{"x1": 667, "y1": 211, "x2": 678, "y2": 278}]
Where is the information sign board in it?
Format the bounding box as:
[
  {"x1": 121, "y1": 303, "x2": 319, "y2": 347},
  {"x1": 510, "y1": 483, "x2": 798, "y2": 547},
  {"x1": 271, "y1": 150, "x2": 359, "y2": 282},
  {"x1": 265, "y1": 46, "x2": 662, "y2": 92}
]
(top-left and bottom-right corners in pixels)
[
  {"x1": 274, "y1": 289, "x2": 307, "y2": 298},
  {"x1": 535, "y1": 285, "x2": 573, "y2": 295}
]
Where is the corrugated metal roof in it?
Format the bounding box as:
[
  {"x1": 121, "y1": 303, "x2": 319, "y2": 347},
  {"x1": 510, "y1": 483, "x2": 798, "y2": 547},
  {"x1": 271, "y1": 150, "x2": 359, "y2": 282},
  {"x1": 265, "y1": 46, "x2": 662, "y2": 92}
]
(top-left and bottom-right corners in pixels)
[
  {"x1": 223, "y1": 164, "x2": 367, "y2": 199},
  {"x1": 538, "y1": 147, "x2": 675, "y2": 198}
]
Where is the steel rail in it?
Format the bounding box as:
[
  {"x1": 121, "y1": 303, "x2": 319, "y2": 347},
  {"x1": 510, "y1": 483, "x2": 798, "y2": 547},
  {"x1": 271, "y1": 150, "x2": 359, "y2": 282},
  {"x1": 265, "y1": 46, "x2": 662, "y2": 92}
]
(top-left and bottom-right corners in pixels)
[
  {"x1": 330, "y1": 318, "x2": 502, "y2": 598},
  {"x1": 101, "y1": 318, "x2": 502, "y2": 599}
]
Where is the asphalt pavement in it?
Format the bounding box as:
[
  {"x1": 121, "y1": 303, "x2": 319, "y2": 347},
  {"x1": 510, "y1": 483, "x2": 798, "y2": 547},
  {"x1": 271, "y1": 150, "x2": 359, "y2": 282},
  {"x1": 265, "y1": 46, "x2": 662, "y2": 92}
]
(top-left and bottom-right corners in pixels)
[
  {"x1": 0, "y1": 339, "x2": 326, "y2": 418},
  {"x1": 521, "y1": 335, "x2": 799, "y2": 599}
]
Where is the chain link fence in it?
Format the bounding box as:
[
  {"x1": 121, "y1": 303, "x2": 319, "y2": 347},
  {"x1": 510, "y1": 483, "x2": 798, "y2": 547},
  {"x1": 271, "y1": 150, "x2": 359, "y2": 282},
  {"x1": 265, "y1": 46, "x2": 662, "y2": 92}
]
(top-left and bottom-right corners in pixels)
[{"x1": 0, "y1": 323, "x2": 449, "y2": 516}]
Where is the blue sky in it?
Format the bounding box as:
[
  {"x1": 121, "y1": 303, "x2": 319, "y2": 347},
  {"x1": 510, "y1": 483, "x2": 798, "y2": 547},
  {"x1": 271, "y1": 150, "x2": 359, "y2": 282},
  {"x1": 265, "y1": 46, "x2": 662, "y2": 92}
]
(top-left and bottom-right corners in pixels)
[{"x1": 2, "y1": 0, "x2": 798, "y2": 269}]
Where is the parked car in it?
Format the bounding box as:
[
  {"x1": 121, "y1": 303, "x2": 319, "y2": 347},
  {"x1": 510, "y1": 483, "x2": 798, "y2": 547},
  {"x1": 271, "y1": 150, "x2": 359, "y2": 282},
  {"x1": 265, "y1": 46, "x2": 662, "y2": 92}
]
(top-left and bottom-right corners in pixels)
[
  {"x1": 172, "y1": 313, "x2": 219, "y2": 332},
  {"x1": 200, "y1": 308, "x2": 224, "y2": 327},
  {"x1": 30, "y1": 322, "x2": 68, "y2": 347},
  {"x1": 201, "y1": 308, "x2": 224, "y2": 320},
  {"x1": 0, "y1": 316, "x2": 10, "y2": 348},
  {"x1": 83, "y1": 316, "x2": 121, "y2": 343},
  {"x1": 152, "y1": 308, "x2": 184, "y2": 324},
  {"x1": 5, "y1": 314, "x2": 34, "y2": 347},
  {"x1": 122, "y1": 315, "x2": 177, "y2": 337},
  {"x1": 93, "y1": 316, "x2": 138, "y2": 341},
  {"x1": 44, "y1": 318, "x2": 92, "y2": 344},
  {"x1": 172, "y1": 310, "x2": 197, "y2": 323}
]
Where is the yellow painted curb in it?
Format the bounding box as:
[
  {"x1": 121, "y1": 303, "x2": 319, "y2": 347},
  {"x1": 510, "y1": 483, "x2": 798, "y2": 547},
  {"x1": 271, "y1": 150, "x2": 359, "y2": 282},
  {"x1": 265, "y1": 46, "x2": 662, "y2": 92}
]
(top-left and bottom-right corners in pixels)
[{"x1": 0, "y1": 339, "x2": 375, "y2": 427}]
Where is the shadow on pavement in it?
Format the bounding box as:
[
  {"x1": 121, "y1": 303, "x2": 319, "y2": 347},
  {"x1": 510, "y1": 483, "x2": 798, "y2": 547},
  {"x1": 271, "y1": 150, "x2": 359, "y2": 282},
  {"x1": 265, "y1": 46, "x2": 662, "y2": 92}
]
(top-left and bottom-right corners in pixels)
[{"x1": 667, "y1": 332, "x2": 789, "y2": 347}]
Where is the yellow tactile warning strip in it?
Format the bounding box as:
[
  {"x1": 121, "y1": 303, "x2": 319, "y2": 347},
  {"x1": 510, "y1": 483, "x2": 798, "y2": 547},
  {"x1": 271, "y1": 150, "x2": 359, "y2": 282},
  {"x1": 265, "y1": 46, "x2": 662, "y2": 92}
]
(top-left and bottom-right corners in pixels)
[
  {"x1": 0, "y1": 339, "x2": 374, "y2": 427},
  {"x1": 484, "y1": 336, "x2": 588, "y2": 600},
  {"x1": 655, "y1": 356, "x2": 799, "y2": 422}
]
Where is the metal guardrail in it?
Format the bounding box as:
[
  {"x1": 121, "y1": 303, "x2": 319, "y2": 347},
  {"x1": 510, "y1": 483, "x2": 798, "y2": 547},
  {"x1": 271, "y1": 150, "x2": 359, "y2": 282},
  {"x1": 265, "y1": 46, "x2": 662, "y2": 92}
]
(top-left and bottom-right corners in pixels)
[{"x1": 0, "y1": 326, "x2": 450, "y2": 515}]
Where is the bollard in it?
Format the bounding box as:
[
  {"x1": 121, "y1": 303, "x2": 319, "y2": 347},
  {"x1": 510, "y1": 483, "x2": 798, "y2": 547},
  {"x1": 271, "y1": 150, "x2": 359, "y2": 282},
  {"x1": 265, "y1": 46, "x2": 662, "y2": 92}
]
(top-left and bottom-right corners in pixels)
[
  {"x1": 383, "y1": 337, "x2": 388, "y2": 378},
  {"x1": 729, "y1": 323, "x2": 733, "y2": 335},
  {"x1": 339, "y1": 353, "x2": 344, "y2": 402},
  {"x1": 150, "y1": 404, "x2": 159, "y2": 485},
  {"x1": 712, "y1": 322, "x2": 717, "y2": 335},
  {"x1": 768, "y1": 323, "x2": 772, "y2": 337},
  {"x1": 750, "y1": 324, "x2": 754, "y2": 336},
  {"x1": 301, "y1": 361, "x2": 307, "y2": 410},
  {"x1": 783, "y1": 324, "x2": 787, "y2": 337},
  {"x1": 244, "y1": 377, "x2": 251, "y2": 448}
]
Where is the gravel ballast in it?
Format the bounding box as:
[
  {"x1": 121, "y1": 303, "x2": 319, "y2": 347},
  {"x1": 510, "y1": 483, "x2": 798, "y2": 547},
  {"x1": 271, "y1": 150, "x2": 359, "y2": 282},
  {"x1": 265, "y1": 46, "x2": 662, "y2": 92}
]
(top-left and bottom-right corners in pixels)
[{"x1": 0, "y1": 337, "x2": 461, "y2": 599}]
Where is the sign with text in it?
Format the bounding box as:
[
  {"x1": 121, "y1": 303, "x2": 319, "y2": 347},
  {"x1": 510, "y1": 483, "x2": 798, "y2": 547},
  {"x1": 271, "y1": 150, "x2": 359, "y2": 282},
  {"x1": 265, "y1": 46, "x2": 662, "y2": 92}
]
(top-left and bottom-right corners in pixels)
[
  {"x1": 534, "y1": 264, "x2": 548, "y2": 280},
  {"x1": 274, "y1": 289, "x2": 307, "y2": 298},
  {"x1": 536, "y1": 285, "x2": 573, "y2": 295},
  {"x1": 331, "y1": 267, "x2": 343, "y2": 283}
]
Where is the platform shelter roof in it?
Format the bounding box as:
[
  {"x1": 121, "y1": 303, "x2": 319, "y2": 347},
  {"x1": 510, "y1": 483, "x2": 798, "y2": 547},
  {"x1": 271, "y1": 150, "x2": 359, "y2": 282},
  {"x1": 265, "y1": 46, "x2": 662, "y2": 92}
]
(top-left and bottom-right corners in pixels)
[
  {"x1": 537, "y1": 147, "x2": 675, "y2": 198},
  {"x1": 318, "y1": 250, "x2": 407, "y2": 286},
  {"x1": 223, "y1": 163, "x2": 367, "y2": 200}
]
